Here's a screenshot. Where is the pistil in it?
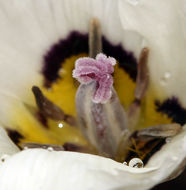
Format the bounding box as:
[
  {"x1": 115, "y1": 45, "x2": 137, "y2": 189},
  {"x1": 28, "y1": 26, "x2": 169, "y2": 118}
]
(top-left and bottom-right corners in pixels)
[{"x1": 74, "y1": 18, "x2": 128, "y2": 158}]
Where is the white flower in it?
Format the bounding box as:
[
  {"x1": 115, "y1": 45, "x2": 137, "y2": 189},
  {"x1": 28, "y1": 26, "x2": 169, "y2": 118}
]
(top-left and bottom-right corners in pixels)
[{"x1": 0, "y1": 0, "x2": 185, "y2": 190}]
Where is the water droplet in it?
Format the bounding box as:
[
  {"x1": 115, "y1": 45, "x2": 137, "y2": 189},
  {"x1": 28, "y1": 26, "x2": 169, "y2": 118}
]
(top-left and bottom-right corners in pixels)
[
  {"x1": 58, "y1": 123, "x2": 63, "y2": 128},
  {"x1": 164, "y1": 72, "x2": 171, "y2": 79},
  {"x1": 1, "y1": 154, "x2": 10, "y2": 162},
  {"x1": 129, "y1": 158, "x2": 144, "y2": 168},
  {"x1": 123, "y1": 161, "x2": 127, "y2": 165},
  {"x1": 166, "y1": 137, "x2": 172, "y2": 143},
  {"x1": 47, "y1": 147, "x2": 54, "y2": 152},
  {"x1": 160, "y1": 72, "x2": 171, "y2": 86}
]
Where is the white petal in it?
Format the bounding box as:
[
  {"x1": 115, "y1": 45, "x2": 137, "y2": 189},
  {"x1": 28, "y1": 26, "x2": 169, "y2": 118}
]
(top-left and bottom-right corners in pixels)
[
  {"x1": 0, "y1": 127, "x2": 185, "y2": 190},
  {"x1": 146, "y1": 125, "x2": 186, "y2": 182},
  {"x1": 0, "y1": 149, "x2": 154, "y2": 190},
  {"x1": 119, "y1": 0, "x2": 186, "y2": 106},
  {"x1": 0, "y1": 0, "x2": 143, "y2": 103},
  {"x1": 0, "y1": 126, "x2": 19, "y2": 158}
]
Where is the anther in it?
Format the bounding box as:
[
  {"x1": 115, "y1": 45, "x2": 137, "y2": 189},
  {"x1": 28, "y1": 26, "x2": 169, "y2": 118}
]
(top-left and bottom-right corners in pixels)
[
  {"x1": 32, "y1": 86, "x2": 76, "y2": 126},
  {"x1": 21, "y1": 143, "x2": 64, "y2": 151},
  {"x1": 21, "y1": 142, "x2": 96, "y2": 154},
  {"x1": 136, "y1": 123, "x2": 181, "y2": 139},
  {"x1": 127, "y1": 47, "x2": 149, "y2": 131},
  {"x1": 135, "y1": 47, "x2": 149, "y2": 100},
  {"x1": 32, "y1": 86, "x2": 65, "y2": 120},
  {"x1": 89, "y1": 18, "x2": 102, "y2": 58}
]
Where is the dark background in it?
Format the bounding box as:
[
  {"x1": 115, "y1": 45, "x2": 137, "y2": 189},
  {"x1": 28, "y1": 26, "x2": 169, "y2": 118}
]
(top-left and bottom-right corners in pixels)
[{"x1": 152, "y1": 168, "x2": 186, "y2": 190}]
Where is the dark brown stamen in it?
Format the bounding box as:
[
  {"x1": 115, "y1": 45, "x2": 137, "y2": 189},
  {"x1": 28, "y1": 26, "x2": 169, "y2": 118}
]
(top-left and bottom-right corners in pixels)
[
  {"x1": 21, "y1": 142, "x2": 97, "y2": 154},
  {"x1": 123, "y1": 123, "x2": 181, "y2": 163},
  {"x1": 32, "y1": 86, "x2": 65, "y2": 120},
  {"x1": 36, "y1": 111, "x2": 49, "y2": 128},
  {"x1": 89, "y1": 18, "x2": 102, "y2": 58},
  {"x1": 136, "y1": 123, "x2": 181, "y2": 139},
  {"x1": 64, "y1": 114, "x2": 77, "y2": 126},
  {"x1": 32, "y1": 86, "x2": 76, "y2": 126},
  {"x1": 135, "y1": 47, "x2": 149, "y2": 100},
  {"x1": 127, "y1": 48, "x2": 149, "y2": 131},
  {"x1": 63, "y1": 142, "x2": 97, "y2": 154},
  {"x1": 123, "y1": 133, "x2": 164, "y2": 163},
  {"x1": 21, "y1": 143, "x2": 64, "y2": 151}
]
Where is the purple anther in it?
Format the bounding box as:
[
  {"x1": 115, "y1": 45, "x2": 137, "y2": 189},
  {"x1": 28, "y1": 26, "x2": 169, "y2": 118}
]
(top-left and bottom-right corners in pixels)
[{"x1": 73, "y1": 53, "x2": 116, "y2": 103}]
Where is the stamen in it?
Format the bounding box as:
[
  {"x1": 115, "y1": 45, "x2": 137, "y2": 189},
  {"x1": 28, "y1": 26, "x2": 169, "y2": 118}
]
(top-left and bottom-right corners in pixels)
[
  {"x1": 63, "y1": 142, "x2": 97, "y2": 154},
  {"x1": 32, "y1": 86, "x2": 65, "y2": 120},
  {"x1": 32, "y1": 86, "x2": 76, "y2": 126},
  {"x1": 123, "y1": 123, "x2": 181, "y2": 163},
  {"x1": 21, "y1": 143, "x2": 64, "y2": 151},
  {"x1": 89, "y1": 18, "x2": 102, "y2": 58},
  {"x1": 127, "y1": 48, "x2": 149, "y2": 131},
  {"x1": 21, "y1": 142, "x2": 97, "y2": 154},
  {"x1": 136, "y1": 123, "x2": 181, "y2": 139},
  {"x1": 135, "y1": 47, "x2": 149, "y2": 100}
]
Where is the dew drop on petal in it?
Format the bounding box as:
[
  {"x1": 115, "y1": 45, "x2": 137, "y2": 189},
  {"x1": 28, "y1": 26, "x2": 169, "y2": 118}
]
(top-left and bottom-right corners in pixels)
[
  {"x1": 123, "y1": 161, "x2": 127, "y2": 165},
  {"x1": 47, "y1": 147, "x2": 54, "y2": 152},
  {"x1": 129, "y1": 158, "x2": 144, "y2": 168},
  {"x1": 0, "y1": 154, "x2": 10, "y2": 163},
  {"x1": 166, "y1": 137, "x2": 172, "y2": 143},
  {"x1": 164, "y1": 72, "x2": 171, "y2": 79},
  {"x1": 160, "y1": 72, "x2": 171, "y2": 86}
]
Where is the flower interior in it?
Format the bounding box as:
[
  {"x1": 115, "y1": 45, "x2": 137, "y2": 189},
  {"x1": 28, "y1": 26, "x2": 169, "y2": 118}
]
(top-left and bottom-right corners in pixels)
[{"x1": 7, "y1": 18, "x2": 186, "y2": 165}]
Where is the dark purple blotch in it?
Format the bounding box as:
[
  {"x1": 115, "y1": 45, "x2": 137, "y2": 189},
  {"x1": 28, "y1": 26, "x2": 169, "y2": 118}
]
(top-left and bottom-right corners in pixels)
[
  {"x1": 6, "y1": 128, "x2": 23, "y2": 144},
  {"x1": 42, "y1": 31, "x2": 137, "y2": 87},
  {"x1": 156, "y1": 97, "x2": 186, "y2": 126}
]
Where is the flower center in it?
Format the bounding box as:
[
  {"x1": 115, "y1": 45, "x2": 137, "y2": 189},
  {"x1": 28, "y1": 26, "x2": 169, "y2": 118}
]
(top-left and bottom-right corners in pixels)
[{"x1": 7, "y1": 18, "x2": 185, "y2": 165}]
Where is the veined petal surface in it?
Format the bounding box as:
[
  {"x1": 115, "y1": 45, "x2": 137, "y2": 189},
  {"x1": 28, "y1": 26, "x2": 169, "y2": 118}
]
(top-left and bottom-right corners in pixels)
[{"x1": 119, "y1": 0, "x2": 186, "y2": 106}]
